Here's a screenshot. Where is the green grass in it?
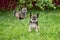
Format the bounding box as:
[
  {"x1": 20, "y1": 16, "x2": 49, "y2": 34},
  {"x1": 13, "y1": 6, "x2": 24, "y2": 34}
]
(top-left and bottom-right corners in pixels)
[{"x1": 0, "y1": 9, "x2": 60, "y2": 40}]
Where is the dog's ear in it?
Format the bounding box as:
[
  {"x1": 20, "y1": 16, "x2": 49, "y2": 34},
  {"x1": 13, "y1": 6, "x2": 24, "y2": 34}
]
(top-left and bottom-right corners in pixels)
[
  {"x1": 30, "y1": 13, "x2": 32, "y2": 17},
  {"x1": 37, "y1": 13, "x2": 39, "y2": 17}
]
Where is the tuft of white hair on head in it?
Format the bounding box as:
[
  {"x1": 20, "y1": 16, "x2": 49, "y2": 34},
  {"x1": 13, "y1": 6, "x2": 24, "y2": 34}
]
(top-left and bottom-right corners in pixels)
[{"x1": 22, "y1": 7, "x2": 27, "y2": 13}]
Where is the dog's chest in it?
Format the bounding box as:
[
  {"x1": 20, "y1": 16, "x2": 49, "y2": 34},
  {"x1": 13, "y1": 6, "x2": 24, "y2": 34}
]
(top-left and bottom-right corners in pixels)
[
  {"x1": 30, "y1": 23, "x2": 37, "y2": 27},
  {"x1": 30, "y1": 21, "x2": 38, "y2": 28}
]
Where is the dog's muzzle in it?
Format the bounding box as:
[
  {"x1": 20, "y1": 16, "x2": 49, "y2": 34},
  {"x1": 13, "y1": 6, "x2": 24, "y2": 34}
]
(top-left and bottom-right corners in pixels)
[{"x1": 31, "y1": 19, "x2": 38, "y2": 23}]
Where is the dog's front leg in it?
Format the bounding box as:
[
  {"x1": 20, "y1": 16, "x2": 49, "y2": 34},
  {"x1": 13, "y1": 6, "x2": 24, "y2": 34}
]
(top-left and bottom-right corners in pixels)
[
  {"x1": 35, "y1": 26, "x2": 38, "y2": 32},
  {"x1": 28, "y1": 26, "x2": 31, "y2": 32}
]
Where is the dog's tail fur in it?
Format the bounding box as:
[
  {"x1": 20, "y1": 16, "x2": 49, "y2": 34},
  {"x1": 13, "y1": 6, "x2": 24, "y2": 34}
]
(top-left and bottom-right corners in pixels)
[{"x1": 13, "y1": 10, "x2": 16, "y2": 16}]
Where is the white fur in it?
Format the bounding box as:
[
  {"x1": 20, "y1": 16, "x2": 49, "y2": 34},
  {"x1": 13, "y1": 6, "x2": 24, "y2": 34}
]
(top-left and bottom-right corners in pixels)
[{"x1": 31, "y1": 19, "x2": 38, "y2": 23}]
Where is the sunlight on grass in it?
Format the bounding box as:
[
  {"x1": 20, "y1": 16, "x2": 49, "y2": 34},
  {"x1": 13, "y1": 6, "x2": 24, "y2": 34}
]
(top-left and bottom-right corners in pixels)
[{"x1": 0, "y1": 10, "x2": 60, "y2": 40}]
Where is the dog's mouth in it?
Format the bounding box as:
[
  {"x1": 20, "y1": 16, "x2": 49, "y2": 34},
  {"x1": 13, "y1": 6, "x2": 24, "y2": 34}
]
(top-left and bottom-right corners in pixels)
[{"x1": 32, "y1": 19, "x2": 36, "y2": 20}]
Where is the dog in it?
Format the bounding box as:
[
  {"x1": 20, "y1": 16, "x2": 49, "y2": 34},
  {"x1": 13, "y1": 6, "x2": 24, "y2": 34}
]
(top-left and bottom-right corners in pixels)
[
  {"x1": 13, "y1": 7, "x2": 27, "y2": 19},
  {"x1": 28, "y1": 13, "x2": 39, "y2": 32}
]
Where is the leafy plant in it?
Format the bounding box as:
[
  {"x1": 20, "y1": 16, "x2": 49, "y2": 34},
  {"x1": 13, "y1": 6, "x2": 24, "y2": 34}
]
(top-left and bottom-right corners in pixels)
[
  {"x1": 18, "y1": 0, "x2": 56, "y2": 10},
  {"x1": 35, "y1": 0, "x2": 56, "y2": 10}
]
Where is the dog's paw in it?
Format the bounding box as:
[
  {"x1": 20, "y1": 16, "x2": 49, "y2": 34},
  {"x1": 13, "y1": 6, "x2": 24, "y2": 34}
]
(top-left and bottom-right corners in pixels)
[
  {"x1": 28, "y1": 30, "x2": 31, "y2": 32},
  {"x1": 35, "y1": 29, "x2": 38, "y2": 32}
]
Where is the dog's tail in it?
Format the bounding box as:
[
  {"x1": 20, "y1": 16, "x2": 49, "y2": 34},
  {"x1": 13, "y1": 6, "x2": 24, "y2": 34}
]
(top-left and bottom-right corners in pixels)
[{"x1": 13, "y1": 10, "x2": 16, "y2": 16}]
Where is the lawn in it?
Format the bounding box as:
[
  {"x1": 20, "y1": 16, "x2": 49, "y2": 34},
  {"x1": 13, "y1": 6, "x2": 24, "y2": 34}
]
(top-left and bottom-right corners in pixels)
[{"x1": 0, "y1": 9, "x2": 60, "y2": 40}]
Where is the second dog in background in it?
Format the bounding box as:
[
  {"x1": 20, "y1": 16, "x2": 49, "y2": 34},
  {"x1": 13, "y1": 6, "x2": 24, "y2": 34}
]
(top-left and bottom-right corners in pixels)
[{"x1": 14, "y1": 7, "x2": 27, "y2": 19}]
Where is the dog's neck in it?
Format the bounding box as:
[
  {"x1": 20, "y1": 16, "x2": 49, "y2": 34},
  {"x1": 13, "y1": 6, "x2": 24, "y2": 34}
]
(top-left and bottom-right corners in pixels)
[
  {"x1": 30, "y1": 20, "x2": 38, "y2": 25},
  {"x1": 31, "y1": 19, "x2": 38, "y2": 22}
]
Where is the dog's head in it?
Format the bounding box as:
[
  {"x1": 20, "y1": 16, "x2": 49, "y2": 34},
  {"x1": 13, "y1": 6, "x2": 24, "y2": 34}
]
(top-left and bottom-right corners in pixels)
[
  {"x1": 22, "y1": 7, "x2": 27, "y2": 13},
  {"x1": 30, "y1": 13, "x2": 39, "y2": 22}
]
